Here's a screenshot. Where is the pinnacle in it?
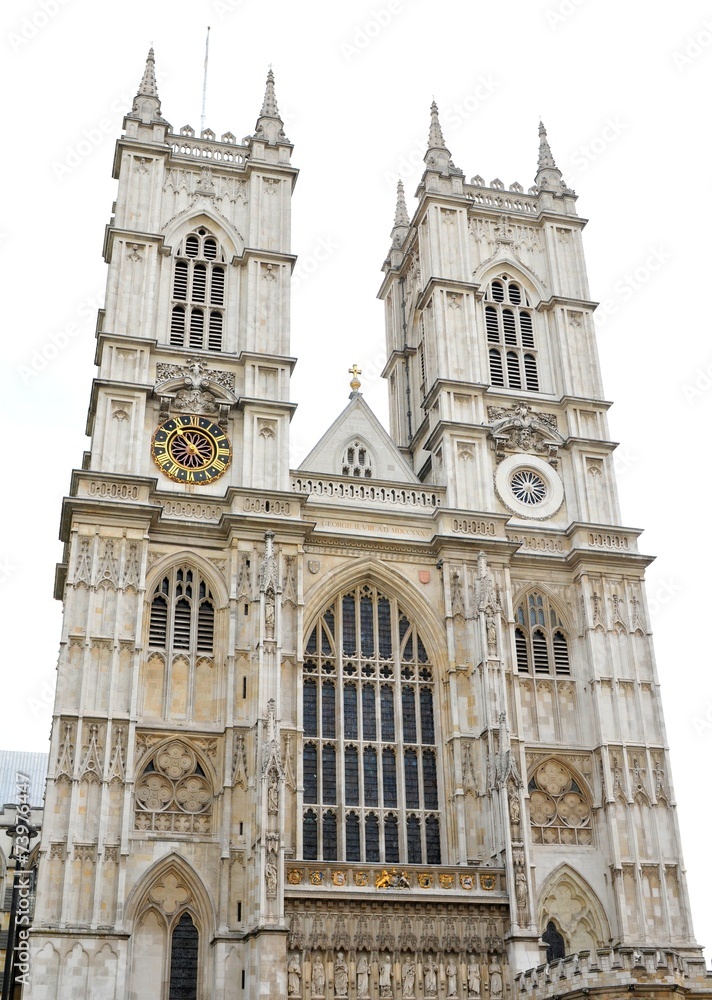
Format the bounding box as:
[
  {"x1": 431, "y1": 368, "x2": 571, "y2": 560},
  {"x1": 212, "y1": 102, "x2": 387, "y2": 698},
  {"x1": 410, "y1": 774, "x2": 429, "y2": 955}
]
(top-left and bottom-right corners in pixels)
[
  {"x1": 427, "y1": 100, "x2": 447, "y2": 150},
  {"x1": 393, "y1": 179, "x2": 410, "y2": 228},
  {"x1": 537, "y1": 120, "x2": 559, "y2": 173},
  {"x1": 259, "y1": 68, "x2": 281, "y2": 120},
  {"x1": 138, "y1": 47, "x2": 159, "y2": 99}
]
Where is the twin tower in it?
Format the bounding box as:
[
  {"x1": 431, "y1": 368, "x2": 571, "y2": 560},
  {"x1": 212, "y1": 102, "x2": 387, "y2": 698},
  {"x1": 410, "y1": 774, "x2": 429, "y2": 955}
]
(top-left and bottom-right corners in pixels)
[{"x1": 23, "y1": 49, "x2": 710, "y2": 1000}]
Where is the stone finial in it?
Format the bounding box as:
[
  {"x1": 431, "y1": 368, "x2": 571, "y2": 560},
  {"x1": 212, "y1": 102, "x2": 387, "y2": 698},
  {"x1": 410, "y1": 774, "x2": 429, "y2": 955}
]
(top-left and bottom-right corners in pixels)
[
  {"x1": 427, "y1": 100, "x2": 447, "y2": 151},
  {"x1": 393, "y1": 179, "x2": 410, "y2": 228},
  {"x1": 253, "y1": 67, "x2": 288, "y2": 144},
  {"x1": 130, "y1": 47, "x2": 163, "y2": 123},
  {"x1": 260, "y1": 68, "x2": 281, "y2": 120},
  {"x1": 535, "y1": 120, "x2": 567, "y2": 190},
  {"x1": 390, "y1": 179, "x2": 410, "y2": 248},
  {"x1": 139, "y1": 47, "x2": 159, "y2": 98}
]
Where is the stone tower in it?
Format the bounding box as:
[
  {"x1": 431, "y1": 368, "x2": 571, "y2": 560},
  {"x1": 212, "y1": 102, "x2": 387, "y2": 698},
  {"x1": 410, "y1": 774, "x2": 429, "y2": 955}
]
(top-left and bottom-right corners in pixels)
[{"x1": 26, "y1": 56, "x2": 710, "y2": 1000}]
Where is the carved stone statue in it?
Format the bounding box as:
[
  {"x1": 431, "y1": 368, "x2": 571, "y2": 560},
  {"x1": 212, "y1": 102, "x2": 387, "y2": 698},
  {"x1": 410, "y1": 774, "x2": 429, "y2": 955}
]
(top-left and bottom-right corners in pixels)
[
  {"x1": 446, "y1": 959, "x2": 458, "y2": 997},
  {"x1": 379, "y1": 954, "x2": 392, "y2": 996},
  {"x1": 312, "y1": 955, "x2": 326, "y2": 998},
  {"x1": 488, "y1": 960, "x2": 503, "y2": 999},
  {"x1": 356, "y1": 955, "x2": 370, "y2": 998},
  {"x1": 334, "y1": 952, "x2": 348, "y2": 997},
  {"x1": 288, "y1": 955, "x2": 302, "y2": 996},
  {"x1": 542, "y1": 921, "x2": 566, "y2": 962},
  {"x1": 268, "y1": 771, "x2": 279, "y2": 814},
  {"x1": 515, "y1": 869, "x2": 528, "y2": 911},
  {"x1": 402, "y1": 958, "x2": 416, "y2": 998},
  {"x1": 424, "y1": 956, "x2": 437, "y2": 997},
  {"x1": 467, "y1": 957, "x2": 481, "y2": 998},
  {"x1": 265, "y1": 857, "x2": 277, "y2": 897},
  {"x1": 508, "y1": 789, "x2": 521, "y2": 839}
]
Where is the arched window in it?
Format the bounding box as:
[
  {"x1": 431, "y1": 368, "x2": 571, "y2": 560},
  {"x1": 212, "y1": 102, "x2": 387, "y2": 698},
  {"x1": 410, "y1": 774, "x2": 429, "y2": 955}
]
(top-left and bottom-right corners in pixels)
[
  {"x1": 149, "y1": 567, "x2": 215, "y2": 654},
  {"x1": 528, "y1": 759, "x2": 592, "y2": 845},
  {"x1": 169, "y1": 912, "x2": 199, "y2": 999},
  {"x1": 485, "y1": 275, "x2": 540, "y2": 391},
  {"x1": 134, "y1": 739, "x2": 213, "y2": 835},
  {"x1": 169, "y1": 227, "x2": 226, "y2": 352},
  {"x1": 341, "y1": 439, "x2": 374, "y2": 478},
  {"x1": 302, "y1": 585, "x2": 441, "y2": 864},
  {"x1": 514, "y1": 592, "x2": 570, "y2": 675}
]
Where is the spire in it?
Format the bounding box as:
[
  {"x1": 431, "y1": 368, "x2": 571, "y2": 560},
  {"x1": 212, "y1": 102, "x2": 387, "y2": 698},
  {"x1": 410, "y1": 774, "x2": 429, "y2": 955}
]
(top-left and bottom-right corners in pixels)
[
  {"x1": 427, "y1": 100, "x2": 447, "y2": 151},
  {"x1": 423, "y1": 99, "x2": 461, "y2": 176},
  {"x1": 130, "y1": 47, "x2": 163, "y2": 124},
  {"x1": 138, "y1": 47, "x2": 159, "y2": 98},
  {"x1": 253, "y1": 67, "x2": 288, "y2": 144},
  {"x1": 390, "y1": 179, "x2": 410, "y2": 248},
  {"x1": 535, "y1": 120, "x2": 566, "y2": 190},
  {"x1": 260, "y1": 68, "x2": 280, "y2": 119},
  {"x1": 394, "y1": 179, "x2": 410, "y2": 227}
]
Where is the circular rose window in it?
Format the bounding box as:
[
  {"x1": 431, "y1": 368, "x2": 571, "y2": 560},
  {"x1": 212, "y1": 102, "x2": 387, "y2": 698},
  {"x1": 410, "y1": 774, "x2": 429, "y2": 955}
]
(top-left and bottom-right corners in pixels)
[
  {"x1": 510, "y1": 469, "x2": 547, "y2": 505},
  {"x1": 494, "y1": 454, "x2": 564, "y2": 520}
]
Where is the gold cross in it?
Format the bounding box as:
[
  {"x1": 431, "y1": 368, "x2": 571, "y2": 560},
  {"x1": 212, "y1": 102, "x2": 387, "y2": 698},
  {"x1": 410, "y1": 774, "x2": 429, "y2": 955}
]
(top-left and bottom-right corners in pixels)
[{"x1": 348, "y1": 364, "x2": 362, "y2": 392}]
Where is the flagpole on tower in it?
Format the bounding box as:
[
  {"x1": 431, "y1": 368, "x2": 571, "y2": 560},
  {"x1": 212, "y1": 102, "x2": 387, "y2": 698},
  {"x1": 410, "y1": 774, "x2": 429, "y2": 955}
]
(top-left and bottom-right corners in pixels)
[{"x1": 200, "y1": 25, "x2": 211, "y2": 133}]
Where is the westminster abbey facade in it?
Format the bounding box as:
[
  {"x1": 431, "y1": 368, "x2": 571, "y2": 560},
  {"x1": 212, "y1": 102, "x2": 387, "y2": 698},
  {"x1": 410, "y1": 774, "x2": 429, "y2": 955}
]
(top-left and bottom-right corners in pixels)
[{"x1": 24, "y1": 50, "x2": 711, "y2": 1000}]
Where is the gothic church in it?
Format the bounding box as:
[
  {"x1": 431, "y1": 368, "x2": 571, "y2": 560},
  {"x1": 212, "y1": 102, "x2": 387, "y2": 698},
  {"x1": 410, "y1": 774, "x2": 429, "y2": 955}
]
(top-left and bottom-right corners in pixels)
[{"x1": 24, "y1": 49, "x2": 711, "y2": 1000}]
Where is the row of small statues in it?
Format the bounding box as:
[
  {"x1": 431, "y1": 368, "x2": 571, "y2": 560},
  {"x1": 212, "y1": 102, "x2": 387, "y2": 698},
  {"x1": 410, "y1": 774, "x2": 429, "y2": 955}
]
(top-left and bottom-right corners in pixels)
[{"x1": 287, "y1": 953, "x2": 504, "y2": 999}]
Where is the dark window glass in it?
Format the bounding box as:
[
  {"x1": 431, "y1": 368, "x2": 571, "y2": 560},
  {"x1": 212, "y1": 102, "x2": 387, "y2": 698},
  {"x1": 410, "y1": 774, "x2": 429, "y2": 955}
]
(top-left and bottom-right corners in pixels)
[
  {"x1": 532, "y1": 630, "x2": 549, "y2": 673},
  {"x1": 306, "y1": 627, "x2": 318, "y2": 655},
  {"x1": 485, "y1": 305, "x2": 499, "y2": 342},
  {"x1": 323, "y1": 810, "x2": 337, "y2": 861},
  {"x1": 169, "y1": 912, "x2": 198, "y2": 1000},
  {"x1": 422, "y1": 750, "x2": 438, "y2": 810},
  {"x1": 321, "y1": 625, "x2": 333, "y2": 655},
  {"x1": 322, "y1": 745, "x2": 336, "y2": 804},
  {"x1": 402, "y1": 687, "x2": 417, "y2": 743},
  {"x1": 345, "y1": 747, "x2": 359, "y2": 805},
  {"x1": 361, "y1": 593, "x2": 375, "y2": 657},
  {"x1": 149, "y1": 595, "x2": 168, "y2": 647},
  {"x1": 380, "y1": 687, "x2": 395, "y2": 741},
  {"x1": 382, "y1": 748, "x2": 397, "y2": 808},
  {"x1": 210, "y1": 266, "x2": 225, "y2": 305},
  {"x1": 491, "y1": 280, "x2": 504, "y2": 302},
  {"x1": 342, "y1": 594, "x2": 356, "y2": 655},
  {"x1": 378, "y1": 596, "x2": 392, "y2": 658},
  {"x1": 384, "y1": 814, "x2": 399, "y2": 863},
  {"x1": 363, "y1": 747, "x2": 378, "y2": 807},
  {"x1": 417, "y1": 638, "x2": 428, "y2": 664},
  {"x1": 346, "y1": 813, "x2": 360, "y2": 862},
  {"x1": 303, "y1": 679, "x2": 317, "y2": 736},
  {"x1": 399, "y1": 614, "x2": 410, "y2": 645},
  {"x1": 303, "y1": 810, "x2": 317, "y2": 860},
  {"x1": 322, "y1": 681, "x2": 336, "y2": 738},
  {"x1": 303, "y1": 743, "x2": 317, "y2": 803},
  {"x1": 553, "y1": 631, "x2": 570, "y2": 674},
  {"x1": 404, "y1": 749, "x2": 419, "y2": 808},
  {"x1": 343, "y1": 683, "x2": 358, "y2": 739},
  {"x1": 515, "y1": 627, "x2": 529, "y2": 672},
  {"x1": 420, "y1": 688, "x2": 434, "y2": 744},
  {"x1": 365, "y1": 813, "x2": 379, "y2": 862},
  {"x1": 425, "y1": 815, "x2": 441, "y2": 864},
  {"x1": 362, "y1": 685, "x2": 376, "y2": 741},
  {"x1": 407, "y1": 815, "x2": 422, "y2": 864},
  {"x1": 489, "y1": 348, "x2": 504, "y2": 386},
  {"x1": 173, "y1": 598, "x2": 191, "y2": 649}
]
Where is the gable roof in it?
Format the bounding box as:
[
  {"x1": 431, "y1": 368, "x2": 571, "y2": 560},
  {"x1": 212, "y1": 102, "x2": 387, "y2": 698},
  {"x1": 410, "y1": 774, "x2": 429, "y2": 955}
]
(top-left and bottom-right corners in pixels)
[{"x1": 297, "y1": 393, "x2": 420, "y2": 484}]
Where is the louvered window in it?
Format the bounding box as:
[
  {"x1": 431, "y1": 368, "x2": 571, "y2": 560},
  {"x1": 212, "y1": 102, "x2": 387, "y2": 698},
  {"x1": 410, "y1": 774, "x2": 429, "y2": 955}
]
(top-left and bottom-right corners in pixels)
[
  {"x1": 147, "y1": 566, "x2": 216, "y2": 658},
  {"x1": 514, "y1": 592, "x2": 571, "y2": 676},
  {"x1": 170, "y1": 227, "x2": 227, "y2": 352},
  {"x1": 341, "y1": 439, "x2": 375, "y2": 478},
  {"x1": 302, "y1": 585, "x2": 441, "y2": 864},
  {"x1": 485, "y1": 275, "x2": 540, "y2": 391}
]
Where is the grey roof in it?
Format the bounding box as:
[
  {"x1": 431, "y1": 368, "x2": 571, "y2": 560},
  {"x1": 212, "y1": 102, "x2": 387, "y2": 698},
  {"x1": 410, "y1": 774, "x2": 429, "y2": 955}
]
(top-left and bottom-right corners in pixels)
[{"x1": 0, "y1": 751, "x2": 49, "y2": 808}]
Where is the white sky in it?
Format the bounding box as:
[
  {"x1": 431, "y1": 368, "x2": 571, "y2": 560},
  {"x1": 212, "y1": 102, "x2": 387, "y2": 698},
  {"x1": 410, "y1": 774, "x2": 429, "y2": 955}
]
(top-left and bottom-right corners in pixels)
[{"x1": 2, "y1": 0, "x2": 710, "y2": 966}]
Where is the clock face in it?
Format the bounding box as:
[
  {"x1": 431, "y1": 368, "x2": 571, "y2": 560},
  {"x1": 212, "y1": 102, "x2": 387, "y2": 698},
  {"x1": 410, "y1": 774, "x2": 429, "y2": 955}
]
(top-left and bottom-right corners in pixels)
[{"x1": 151, "y1": 414, "x2": 231, "y2": 485}]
